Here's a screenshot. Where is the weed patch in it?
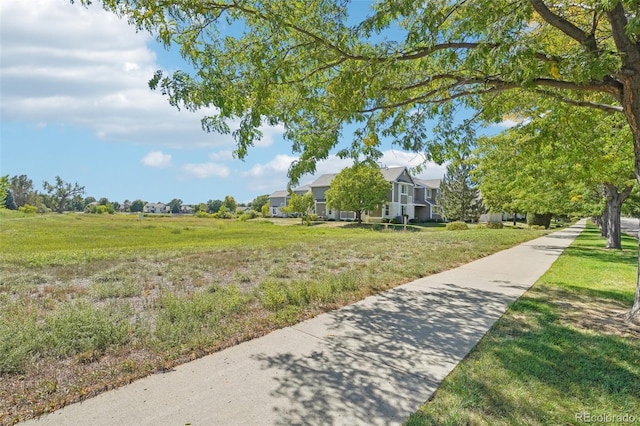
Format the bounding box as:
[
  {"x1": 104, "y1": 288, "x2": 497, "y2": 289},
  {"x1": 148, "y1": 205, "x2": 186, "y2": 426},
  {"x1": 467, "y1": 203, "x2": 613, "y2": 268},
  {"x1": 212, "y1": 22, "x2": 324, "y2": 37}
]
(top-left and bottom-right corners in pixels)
[{"x1": 0, "y1": 214, "x2": 547, "y2": 424}]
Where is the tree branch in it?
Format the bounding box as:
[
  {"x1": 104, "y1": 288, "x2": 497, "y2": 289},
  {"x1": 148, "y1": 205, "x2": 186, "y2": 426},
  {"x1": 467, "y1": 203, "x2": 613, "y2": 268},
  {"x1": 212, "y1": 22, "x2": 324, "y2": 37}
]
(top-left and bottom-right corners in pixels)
[
  {"x1": 529, "y1": 0, "x2": 598, "y2": 53},
  {"x1": 531, "y1": 77, "x2": 621, "y2": 95},
  {"x1": 606, "y1": 2, "x2": 640, "y2": 67},
  {"x1": 533, "y1": 89, "x2": 624, "y2": 113}
]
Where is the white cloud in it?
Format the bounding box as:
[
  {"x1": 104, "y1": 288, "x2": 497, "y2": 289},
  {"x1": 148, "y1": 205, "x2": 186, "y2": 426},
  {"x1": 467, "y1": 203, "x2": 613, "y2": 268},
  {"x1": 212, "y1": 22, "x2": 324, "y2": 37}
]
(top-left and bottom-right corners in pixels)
[
  {"x1": 0, "y1": 0, "x2": 282, "y2": 149},
  {"x1": 254, "y1": 124, "x2": 285, "y2": 148},
  {"x1": 242, "y1": 154, "x2": 298, "y2": 178},
  {"x1": 312, "y1": 156, "x2": 354, "y2": 176},
  {"x1": 141, "y1": 151, "x2": 172, "y2": 168},
  {"x1": 378, "y1": 150, "x2": 427, "y2": 168},
  {"x1": 208, "y1": 150, "x2": 235, "y2": 161},
  {"x1": 491, "y1": 119, "x2": 521, "y2": 129},
  {"x1": 182, "y1": 163, "x2": 231, "y2": 179}
]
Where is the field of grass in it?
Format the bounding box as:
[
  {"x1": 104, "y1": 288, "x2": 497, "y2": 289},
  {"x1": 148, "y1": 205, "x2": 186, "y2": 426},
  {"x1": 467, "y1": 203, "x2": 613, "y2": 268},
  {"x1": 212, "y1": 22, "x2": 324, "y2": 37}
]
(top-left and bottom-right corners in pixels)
[
  {"x1": 407, "y1": 223, "x2": 640, "y2": 425},
  {"x1": 0, "y1": 212, "x2": 548, "y2": 425}
]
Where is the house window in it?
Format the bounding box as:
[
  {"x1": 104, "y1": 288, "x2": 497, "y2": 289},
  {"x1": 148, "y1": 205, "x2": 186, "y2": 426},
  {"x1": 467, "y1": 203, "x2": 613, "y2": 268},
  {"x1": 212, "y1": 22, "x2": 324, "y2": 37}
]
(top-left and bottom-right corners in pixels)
[
  {"x1": 384, "y1": 204, "x2": 389, "y2": 216},
  {"x1": 401, "y1": 184, "x2": 408, "y2": 194},
  {"x1": 426, "y1": 188, "x2": 432, "y2": 198},
  {"x1": 328, "y1": 209, "x2": 332, "y2": 215}
]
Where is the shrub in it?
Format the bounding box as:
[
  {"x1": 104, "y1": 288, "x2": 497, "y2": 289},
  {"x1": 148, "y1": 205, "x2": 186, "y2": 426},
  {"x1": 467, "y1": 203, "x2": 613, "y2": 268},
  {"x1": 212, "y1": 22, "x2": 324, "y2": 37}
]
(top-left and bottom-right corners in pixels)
[
  {"x1": 391, "y1": 216, "x2": 404, "y2": 224},
  {"x1": 0, "y1": 304, "x2": 39, "y2": 374},
  {"x1": 89, "y1": 279, "x2": 141, "y2": 299},
  {"x1": 446, "y1": 221, "x2": 469, "y2": 231},
  {"x1": 18, "y1": 204, "x2": 37, "y2": 214},
  {"x1": 239, "y1": 210, "x2": 260, "y2": 221},
  {"x1": 42, "y1": 300, "x2": 130, "y2": 358},
  {"x1": 258, "y1": 272, "x2": 361, "y2": 312},
  {"x1": 527, "y1": 212, "x2": 552, "y2": 229},
  {"x1": 196, "y1": 211, "x2": 211, "y2": 218},
  {"x1": 530, "y1": 224, "x2": 546, "y2": 230},
  {"x1": 486, "y1": 221, "x2": 504, "y2": 229},
  {"x1": 155, "y1": 286, "x2": 245, "y2": 348}
]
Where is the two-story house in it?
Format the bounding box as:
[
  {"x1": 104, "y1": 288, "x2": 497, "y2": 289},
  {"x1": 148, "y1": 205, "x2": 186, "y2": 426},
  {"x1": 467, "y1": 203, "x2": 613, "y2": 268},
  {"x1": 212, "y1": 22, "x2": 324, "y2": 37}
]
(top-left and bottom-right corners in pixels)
[
  {"x1": 143, "y1": 202, "x2": 171, "y2": 214},
  {"x1": 413, "y1": 178, "x2": 443, "y2": 221},
  {"x1": 269, "y1": 166, "x2": 443, "y2": 222},
  {"x1": 268, "y1": 185, "x2": 311, "y2": 217}
]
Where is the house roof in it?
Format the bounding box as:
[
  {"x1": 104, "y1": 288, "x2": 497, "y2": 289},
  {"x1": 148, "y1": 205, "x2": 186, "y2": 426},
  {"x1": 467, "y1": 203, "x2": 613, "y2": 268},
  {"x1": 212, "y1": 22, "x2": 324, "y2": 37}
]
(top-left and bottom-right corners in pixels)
[
  {"x1": 292, "y1": 184, "x2": 311, "y2": 193},
  {"x1": 310, "y1": 167, "x2": 412, "y2": 187},
  {"x1": 309, "y1": 173, "x2": 337, "y2": 187},
  {"x1": 269, "y1": 190, "x2": 288, "y2": 198},
  {"x1": 379, "y1": 166, "x2": 410, "y2": 182},
  {"x1": 414, "y1": 178, "x2": 442, "y2": 189}
]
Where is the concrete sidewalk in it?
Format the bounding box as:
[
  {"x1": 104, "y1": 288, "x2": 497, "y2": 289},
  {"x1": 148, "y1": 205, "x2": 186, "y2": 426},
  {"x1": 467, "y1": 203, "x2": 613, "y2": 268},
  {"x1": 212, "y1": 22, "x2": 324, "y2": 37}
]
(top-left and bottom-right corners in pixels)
[{"x1": 23, "y1": 220, "x2": 586, "y2": 426}]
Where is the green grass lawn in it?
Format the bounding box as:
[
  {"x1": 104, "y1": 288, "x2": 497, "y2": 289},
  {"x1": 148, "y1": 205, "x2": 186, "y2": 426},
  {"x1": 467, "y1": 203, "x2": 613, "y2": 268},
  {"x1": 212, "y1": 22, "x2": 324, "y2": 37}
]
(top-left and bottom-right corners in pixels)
[
  {"x1": 407, "y1": 223, "x2": 640, "y2": 426},
  {"x1": 0, "y1": 212, "x2": 548, "y2": 425}
]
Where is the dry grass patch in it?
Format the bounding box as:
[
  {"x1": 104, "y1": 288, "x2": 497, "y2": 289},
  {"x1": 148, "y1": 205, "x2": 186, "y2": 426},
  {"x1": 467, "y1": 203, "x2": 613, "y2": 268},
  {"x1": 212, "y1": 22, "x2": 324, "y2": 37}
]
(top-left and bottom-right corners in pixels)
[{"x1": 0, "y1": 214, "x2": 546, "y2": 425}]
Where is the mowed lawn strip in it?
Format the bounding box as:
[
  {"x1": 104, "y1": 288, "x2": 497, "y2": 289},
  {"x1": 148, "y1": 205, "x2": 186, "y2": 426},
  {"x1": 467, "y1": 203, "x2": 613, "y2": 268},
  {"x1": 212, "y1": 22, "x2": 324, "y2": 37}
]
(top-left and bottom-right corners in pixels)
[
  {"x1": 407, "y1": 223, "x2": 640, "y2": 426},
  {"x1": 1, "y1": 212, "x2": 547, "y2": 425}
]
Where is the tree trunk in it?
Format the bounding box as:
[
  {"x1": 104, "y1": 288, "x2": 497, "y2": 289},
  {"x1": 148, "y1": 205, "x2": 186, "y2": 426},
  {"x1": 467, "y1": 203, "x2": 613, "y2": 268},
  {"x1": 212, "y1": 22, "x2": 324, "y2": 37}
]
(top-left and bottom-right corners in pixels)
[
  {"x1": 356, "y1": 210, "x2": 362, "y2": 224},
  {"x1": 512, "y1": 212, "x2": 517, "y2": 226},
  {"x1": 599, "y1": 210, "x2": 608, "y2": 237},
  {"x1": 622, "y1": 72, "x2": 640, "y2": 323},
  {"x1": 603, "y1": 183, "x2": 632, "y2": 249},
  {"x1": 57, "y1": 195, "x2": 68, "y2": 214}
]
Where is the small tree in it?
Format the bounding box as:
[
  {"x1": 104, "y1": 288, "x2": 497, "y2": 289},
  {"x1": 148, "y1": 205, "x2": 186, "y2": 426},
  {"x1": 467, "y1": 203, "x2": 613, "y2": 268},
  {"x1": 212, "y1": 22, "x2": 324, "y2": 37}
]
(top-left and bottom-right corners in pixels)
[
  {"x1": 207, "y1": 199, "x2": 223, "y2": 214},
  {"x1": 438, "y1": 160, "x2": 483, "y2": 222},
  {"x1": 250, "y1": 194, "x2": 270, "y2": 212},
  {"x1": 325, "y1": 164, "x2": 391, "y2": 224},
  {"x1": 5, "y1": 190, "x2": 17, "y2": 210},
  {"x1": 9, "y1": 175, "x2": 35, "y2": 208},
  {"x1": 282, "y1": 192, "x2": 315, "y2": 224},
  {"x1": 42, "y1": 176, "x2": 85, "y2": 214},
  {"x1": 130, "y1": 199, "x2": 145, "y2": 213},
  {"x1": 222, "y1": 195, "x2": 237, "y2": 213},
  {"x1": 0, "y1": 175, "x2": 9, "y2": 208},
  {"x1": 168, "y1": 198, "x2": 183, "y2": 214}
]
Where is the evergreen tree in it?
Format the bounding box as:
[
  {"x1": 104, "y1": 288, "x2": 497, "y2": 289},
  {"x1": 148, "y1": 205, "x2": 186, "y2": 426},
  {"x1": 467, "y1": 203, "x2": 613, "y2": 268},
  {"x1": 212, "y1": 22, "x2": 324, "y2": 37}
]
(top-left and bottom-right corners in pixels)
[
  {"x1": 437, "y1": 161, "x2": 483, "y2": 222},
  {"x1": 5, "y1": 189, "x2": 17, "y2": 210}
]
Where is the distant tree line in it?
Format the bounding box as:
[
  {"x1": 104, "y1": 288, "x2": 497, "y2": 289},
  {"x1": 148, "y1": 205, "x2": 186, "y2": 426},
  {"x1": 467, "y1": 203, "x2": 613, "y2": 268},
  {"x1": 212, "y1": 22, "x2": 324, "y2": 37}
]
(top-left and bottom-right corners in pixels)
[{"x1": 0, "y1": 173, "x2": 270, "y2": 217}]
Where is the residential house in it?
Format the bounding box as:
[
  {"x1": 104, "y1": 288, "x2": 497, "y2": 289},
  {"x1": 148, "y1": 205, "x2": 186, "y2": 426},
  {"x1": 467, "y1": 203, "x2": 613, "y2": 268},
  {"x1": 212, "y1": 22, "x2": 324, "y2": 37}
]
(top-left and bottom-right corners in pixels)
[
  {"x1": 143, "y1": 202, "x2": 171, "y2": 214},
  {"x1": 269, "y1": 166, "x2": 443, "y2": 222},
  {"x1": 268, "y1": 185, "x2": 310, "y2": 217},
  {"x1": 314, "y1": 166, "x2": 419, "y2": 221},
  {"x1": 413, "y1": 178, "x2": 443, "y2": 221}
]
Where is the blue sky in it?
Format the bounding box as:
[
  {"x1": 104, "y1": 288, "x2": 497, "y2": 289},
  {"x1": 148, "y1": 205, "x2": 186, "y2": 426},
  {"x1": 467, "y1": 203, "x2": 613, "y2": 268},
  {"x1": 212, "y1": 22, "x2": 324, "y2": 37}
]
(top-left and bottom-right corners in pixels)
[{"x1": 0, "y1": 0, "x2": 509, "y2": 205}]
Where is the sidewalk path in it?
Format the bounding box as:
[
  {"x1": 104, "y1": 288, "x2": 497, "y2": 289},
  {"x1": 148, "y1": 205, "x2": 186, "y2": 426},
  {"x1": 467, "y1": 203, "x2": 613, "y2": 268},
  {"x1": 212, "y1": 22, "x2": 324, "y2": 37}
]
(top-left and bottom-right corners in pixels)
[{"x1": 24, "y1": 220, "x2": 586, "y2": 426}]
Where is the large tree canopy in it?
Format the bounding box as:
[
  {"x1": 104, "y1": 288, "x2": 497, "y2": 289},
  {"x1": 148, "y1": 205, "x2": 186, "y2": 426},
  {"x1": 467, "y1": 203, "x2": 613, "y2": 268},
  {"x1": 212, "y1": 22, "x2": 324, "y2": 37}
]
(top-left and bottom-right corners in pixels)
[
  {"x1": 477, "y1": 97, "x2": 635, "y2": 248},
  {"x1": 42, "y1": 176, "x2": 85, "y2": 214},
  {"x1": 76, "y1": 0, "x2": 640, "y2": 318},
  {"x1": 75, "y1": 1, "x2": 639, "y2": 180}
]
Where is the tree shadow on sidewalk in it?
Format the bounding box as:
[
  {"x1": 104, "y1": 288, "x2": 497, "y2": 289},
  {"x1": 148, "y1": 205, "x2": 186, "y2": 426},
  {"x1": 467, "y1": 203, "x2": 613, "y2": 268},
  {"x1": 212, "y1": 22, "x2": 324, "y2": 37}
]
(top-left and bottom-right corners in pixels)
[{"x1": 252, "y1": 283, "x2": 521, "y2": 425}]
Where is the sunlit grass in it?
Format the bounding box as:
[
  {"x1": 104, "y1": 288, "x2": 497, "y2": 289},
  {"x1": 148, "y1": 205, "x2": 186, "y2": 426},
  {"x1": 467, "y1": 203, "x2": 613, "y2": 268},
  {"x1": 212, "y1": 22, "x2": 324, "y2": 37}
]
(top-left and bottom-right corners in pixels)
[
  {"x1": 407, "y1": 223, "x2": 640, "y2": 425},
  {"x1": 0, "y1": 212, "x2": 549, "y2": 424}
]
